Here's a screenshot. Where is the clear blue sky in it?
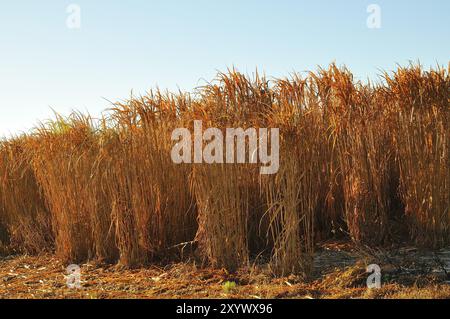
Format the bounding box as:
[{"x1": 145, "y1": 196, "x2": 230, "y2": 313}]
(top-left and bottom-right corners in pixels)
[{"x1": 1, "y1": 0, "x2": 449, "y2": 137}]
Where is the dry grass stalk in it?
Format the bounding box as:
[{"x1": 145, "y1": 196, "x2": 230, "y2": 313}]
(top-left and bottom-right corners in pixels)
[
  {"x1": 192, "y1": 164, "x2": 255, "y2": 271},
  {"x1": 261, "y1": 74, "x2": 334, "y2": 277},
  {"x1": 27, "y1": 113, "x2": 117, "y2": 263},
  {"x1": 102, "y1": 93, "x2": 197, "y2": 267},
  {"x1": 388, "y1": 65, "x2": 449, "y2": 247},
  {"x1": 315, "y1": 65, "x2": 394, "y2": 245},
  {"x1": 0, "y1": 138, "x2": 53, "y2": 254}
]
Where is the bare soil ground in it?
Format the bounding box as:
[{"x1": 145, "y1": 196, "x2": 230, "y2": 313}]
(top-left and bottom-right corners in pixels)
[{"x1": 1, "y1": 241, "x2": 449, "y2": 299}]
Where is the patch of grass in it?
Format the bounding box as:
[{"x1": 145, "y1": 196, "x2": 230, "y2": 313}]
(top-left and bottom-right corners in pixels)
[{"x1": 222, "y1": 281, "x2": 237, "y2": 294}]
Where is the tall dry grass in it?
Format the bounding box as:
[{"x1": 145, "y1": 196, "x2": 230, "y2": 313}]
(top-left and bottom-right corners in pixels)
[
  {"x1": 193, "y1": 164, "x2": 256, "y2": 271},
  {"x1": 189, "y1": 71, "x2": 271, "y2": 271},
  {"x1": 101, "y1": 92, "x2": 197, "y2": 267},
  {"x1": 0, "y1": 63, "x2": 447, "y2": 276},
  {"x1": 318, "y1": 66, "x2": 394, "y2": 245},
  {"x1": 0, "y1": 137, "x2": 53, "y2": 254},
  {"x1": 387, "y1": 65, "x2": 449, "y2": 247},
  {"x1": 27, "y1": 113, "x2": 117, "y2": 263},
  {"x1": 261, "y1": 74, "x2": 334, "y2": 276}
]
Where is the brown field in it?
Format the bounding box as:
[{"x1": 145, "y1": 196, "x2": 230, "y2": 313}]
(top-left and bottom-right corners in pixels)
[
  {"x1": 0, "y1": 63, "x2": 449, "y2": 298},
  {"x1": 1, "y1": 241, "x2": 449, "y2": 299}
]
